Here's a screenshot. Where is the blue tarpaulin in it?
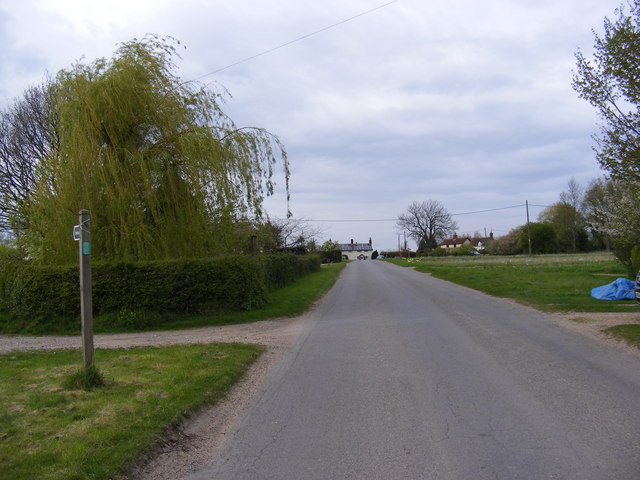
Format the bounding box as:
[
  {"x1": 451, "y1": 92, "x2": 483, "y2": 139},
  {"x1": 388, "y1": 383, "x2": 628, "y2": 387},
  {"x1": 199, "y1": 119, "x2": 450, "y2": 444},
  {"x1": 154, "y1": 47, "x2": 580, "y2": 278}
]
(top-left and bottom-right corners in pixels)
[{"x1": 590, "y1": 278, "x2": 636, "y2": 301}]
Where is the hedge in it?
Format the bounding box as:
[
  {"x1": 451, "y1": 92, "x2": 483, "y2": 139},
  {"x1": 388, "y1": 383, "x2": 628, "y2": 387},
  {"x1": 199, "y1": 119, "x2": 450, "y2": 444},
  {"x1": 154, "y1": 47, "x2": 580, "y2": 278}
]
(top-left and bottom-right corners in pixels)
[
  {"x1": 0, "y1": 253, "x2": 320, "y2": 319},
  {"x1": 319, "y1": 250, "x2": 342, "y2": 264}
]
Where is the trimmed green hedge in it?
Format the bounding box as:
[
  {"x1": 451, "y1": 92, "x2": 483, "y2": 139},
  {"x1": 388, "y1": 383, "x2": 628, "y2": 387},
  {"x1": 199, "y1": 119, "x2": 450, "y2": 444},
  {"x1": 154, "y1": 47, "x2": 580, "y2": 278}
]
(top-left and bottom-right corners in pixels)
[
  {"x1": 263, "y1": 253, "x2": 321, "y2": 288},
  {"x1": 319, "y1": 250, "x2": 342, "y2": 264},
  {"x1": 0, "y1": 254, "x2": 320, "y2": 319}
]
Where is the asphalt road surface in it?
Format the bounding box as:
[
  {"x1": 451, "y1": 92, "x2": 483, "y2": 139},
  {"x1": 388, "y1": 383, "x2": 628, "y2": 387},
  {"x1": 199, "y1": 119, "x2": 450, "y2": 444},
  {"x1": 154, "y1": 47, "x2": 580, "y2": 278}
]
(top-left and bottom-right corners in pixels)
[{"x1": 189, "y1": 260, "x2": 640, "y2": 480}]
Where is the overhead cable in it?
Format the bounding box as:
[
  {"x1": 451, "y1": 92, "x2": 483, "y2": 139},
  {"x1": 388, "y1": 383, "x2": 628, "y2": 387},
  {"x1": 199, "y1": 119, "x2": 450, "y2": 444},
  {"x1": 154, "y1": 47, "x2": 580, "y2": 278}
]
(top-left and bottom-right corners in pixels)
[
  {"x1": 192, "y1": 0, "x2": 401, "y2": 80},
  {"x1": 280, "y1": 202, "x2": 548, "y2": 223}
]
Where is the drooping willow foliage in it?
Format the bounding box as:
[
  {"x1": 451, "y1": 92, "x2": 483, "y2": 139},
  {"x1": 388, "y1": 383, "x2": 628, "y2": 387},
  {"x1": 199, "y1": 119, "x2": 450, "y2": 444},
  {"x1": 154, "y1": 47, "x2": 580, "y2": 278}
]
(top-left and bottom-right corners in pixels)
[{"x1": 17, "y1": 36, "x2": 289, "y2": 264}]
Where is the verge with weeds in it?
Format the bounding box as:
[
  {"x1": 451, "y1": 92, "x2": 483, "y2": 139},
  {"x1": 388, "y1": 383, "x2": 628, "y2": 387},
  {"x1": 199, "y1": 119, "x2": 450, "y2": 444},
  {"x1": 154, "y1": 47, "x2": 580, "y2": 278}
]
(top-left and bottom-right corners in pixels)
[
  {"x1": 0, "y1": 344, "x2": 263, "y2": 480},
  {"x1": 603, "y1": 325, "x2": 640, "y2": 347}
]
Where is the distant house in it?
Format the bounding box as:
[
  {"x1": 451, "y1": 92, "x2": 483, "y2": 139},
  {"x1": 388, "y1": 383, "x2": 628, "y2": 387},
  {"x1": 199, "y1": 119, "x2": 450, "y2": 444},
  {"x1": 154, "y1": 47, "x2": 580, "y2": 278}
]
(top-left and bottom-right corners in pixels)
[
  {"x1": 440, "y1": 234, "x2": 471, "y2": 249},
  {"x1": 470, "y1": 233, "x2": 493, "y2": 251},
  {"x1": 440, "y1": 233, "x2": 493, "y2": 251},
  {"x1": 339, "y1": 238, "x2": 374, "y2": 260}
]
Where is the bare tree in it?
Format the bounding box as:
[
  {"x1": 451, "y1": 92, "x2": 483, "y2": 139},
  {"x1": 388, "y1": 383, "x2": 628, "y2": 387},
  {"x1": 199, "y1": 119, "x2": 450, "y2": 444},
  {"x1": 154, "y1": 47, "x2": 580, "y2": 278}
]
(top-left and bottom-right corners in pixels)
[
  {"x1": 397, "y1": 200, "x2": 457, "y2": 251},
  {"x1": 268, "y1": 217, "x2": 324, "y2": 249},
  {"x1": 559, "y1": 178, "x2": 584, "y2": 210},
  {"x1": 0, "y1": 82, "x2": 58, "y2": 233},
  {"x1": 554, "y1": 177, "x2": 586, "y2": 252}
]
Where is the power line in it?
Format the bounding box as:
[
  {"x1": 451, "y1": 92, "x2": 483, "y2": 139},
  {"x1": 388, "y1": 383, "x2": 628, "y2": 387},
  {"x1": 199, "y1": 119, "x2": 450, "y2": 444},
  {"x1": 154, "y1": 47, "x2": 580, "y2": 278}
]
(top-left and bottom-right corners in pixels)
[
  {"x1": 309, "y1": 218, "x2": 396, "y2": 223},
  {"x1": 192, "y1": 0, "x2": 401, "y2": 81},
  {"x1": 280, "y1": 202, "x2": 547, "y2": 223},
  {"x1": 451, "y1": 204, "x2": 525, "y2": 216}
]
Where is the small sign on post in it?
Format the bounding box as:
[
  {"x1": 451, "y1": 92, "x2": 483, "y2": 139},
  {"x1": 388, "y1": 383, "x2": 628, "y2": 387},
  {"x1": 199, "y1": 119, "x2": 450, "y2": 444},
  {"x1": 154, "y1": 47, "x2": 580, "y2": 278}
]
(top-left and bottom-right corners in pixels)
[{"x1": 76, "y1": 210, "x2": 94, "y2": 367}]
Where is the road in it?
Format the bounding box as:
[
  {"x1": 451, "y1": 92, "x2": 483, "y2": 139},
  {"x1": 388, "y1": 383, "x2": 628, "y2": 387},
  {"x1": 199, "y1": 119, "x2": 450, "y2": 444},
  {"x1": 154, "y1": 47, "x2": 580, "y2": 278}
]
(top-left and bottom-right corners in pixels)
[{"x1": 188, "y1": 260, "x2": 640, "y2": 479}]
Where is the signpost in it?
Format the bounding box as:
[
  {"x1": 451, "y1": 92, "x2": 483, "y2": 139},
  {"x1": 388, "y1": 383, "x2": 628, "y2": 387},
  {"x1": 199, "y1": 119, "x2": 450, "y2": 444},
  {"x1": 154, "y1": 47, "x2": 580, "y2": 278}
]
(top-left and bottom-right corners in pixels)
[{"x1": 75, "y1": 210, "x2": 94, "y2": 367}]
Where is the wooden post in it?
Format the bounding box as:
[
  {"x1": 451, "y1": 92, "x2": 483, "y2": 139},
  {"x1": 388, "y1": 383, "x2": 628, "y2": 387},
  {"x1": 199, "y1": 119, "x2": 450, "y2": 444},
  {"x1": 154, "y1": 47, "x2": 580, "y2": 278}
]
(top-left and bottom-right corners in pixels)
[
  {"x1": 526, "y1": 200, "x2": 532, "y2": 256},
  {"x1": 78, "y1": 209, "x2": 94, "y2": 367}
]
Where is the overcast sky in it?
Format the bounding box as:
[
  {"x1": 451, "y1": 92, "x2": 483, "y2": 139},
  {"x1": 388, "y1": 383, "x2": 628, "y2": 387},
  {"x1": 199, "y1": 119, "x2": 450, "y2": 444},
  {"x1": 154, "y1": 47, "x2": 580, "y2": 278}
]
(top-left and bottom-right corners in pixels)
[{"x1": 0, "y1": 0, "x2": 624, "y2": 250}]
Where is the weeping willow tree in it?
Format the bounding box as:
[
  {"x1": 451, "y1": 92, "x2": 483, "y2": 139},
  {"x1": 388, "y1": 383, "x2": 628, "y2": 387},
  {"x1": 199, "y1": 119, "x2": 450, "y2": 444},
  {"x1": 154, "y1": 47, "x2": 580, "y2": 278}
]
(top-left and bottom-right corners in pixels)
[{"x1": 18, "y1": 36, "x2": 289, "y2": 264}]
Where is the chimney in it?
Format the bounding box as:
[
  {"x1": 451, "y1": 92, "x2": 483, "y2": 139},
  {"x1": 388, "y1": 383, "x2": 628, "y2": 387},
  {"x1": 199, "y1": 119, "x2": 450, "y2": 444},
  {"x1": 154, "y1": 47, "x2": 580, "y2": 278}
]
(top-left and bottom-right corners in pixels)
[
  {"x1": 489, "y1": 232, "x2": 494, "y2": 239},
  {"x1": 369, "y1": 237, "x2": 372, "y2": 245},
  {"x1": 453, "y1": 233, "x2": 458, "y2": 239},
  {"x1": 351, "y1": 239, "x2": 354, "y2": 245}
]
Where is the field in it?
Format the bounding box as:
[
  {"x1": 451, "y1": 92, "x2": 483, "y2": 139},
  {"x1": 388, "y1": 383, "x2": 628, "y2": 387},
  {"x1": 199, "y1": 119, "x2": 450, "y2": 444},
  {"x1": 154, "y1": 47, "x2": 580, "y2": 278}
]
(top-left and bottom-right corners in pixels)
[{"x1": 387, "y1": 252, "x2": 635, "y2": 312}]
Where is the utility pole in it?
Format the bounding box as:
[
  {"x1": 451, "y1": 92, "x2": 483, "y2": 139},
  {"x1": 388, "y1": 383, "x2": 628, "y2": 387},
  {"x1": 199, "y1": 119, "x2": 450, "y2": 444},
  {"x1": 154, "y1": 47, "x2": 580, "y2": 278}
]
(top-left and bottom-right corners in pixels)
[
  {"x1": 526, "y1": 200, "x2": 532, "y2": 256},
  {"x1": 77, "y1": 210, "x2": 94, "y2": 367}
]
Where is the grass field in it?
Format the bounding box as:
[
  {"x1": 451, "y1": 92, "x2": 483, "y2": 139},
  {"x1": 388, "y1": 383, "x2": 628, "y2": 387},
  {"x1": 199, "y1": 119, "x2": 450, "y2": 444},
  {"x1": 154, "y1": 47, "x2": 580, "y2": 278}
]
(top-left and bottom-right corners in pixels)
[
  {"x1": 0, "y1": 344, "x2": 263, "y2": 480},
  {"x1": 387, "y1": 252, "x2": 636, "y2": 312}
]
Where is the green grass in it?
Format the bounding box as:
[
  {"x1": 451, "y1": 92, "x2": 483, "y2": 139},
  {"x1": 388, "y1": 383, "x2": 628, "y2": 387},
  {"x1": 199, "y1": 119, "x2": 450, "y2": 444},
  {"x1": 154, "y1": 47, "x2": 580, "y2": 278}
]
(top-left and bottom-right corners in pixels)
[
  {"x1": 61, "y1": 364, "x2": 106, "y2": 391},
  {"x1": 387, "y1": 253, "x2": 637, "y2": 312},
  {"x1": 0, "y1": 344, "x2": 263, "y2": 480},
  {"x1": 603, "y1": 325, "x2": 640, "y2": 347},
  {"x1": 0, "y1": 262, "x2": 346, "y2": 335}
]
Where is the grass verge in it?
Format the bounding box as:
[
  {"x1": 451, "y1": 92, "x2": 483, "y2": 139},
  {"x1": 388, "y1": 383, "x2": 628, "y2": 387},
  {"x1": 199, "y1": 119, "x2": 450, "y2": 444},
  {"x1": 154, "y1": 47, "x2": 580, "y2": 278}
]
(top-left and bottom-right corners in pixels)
[
  {"x1": 603, "y1": 325, "x2": 640, "y2": 347},
  {"x1": 0, "y1": 343, "x2": 263, "y2": 480},
  {"x1": 0, "y1": 262, "x2": 347, "y2": 335},
  {"x1": 386, "y1": 253, "x2": 636, "y2": 312}
]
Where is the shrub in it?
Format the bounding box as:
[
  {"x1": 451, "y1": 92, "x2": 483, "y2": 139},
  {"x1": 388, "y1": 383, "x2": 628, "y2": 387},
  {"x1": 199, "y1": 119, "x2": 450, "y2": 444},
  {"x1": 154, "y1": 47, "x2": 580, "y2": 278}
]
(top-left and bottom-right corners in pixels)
[
  {"x1": 450, "y1": 245, "x2": 477, "y2": 256},
  {"x1": 613, "y1": 236, "x2": 640, "y2": 276},
  {"x1": 631, "y1": 245, "x2": 640, "y2": 274},
  {"x1": 0, "y1": 254, "x2": 320, "y2": 321},
  {"x1": 519, "y1": 223, "x2": 557, "y2": 254},
  {"x1": 484, "y1": 227, "x2": 523, "y2": 255},
  {"x1": 0, "y1": 245, "x2": 25, "y2": 311},
  {"x1": 319, "y1": 250, "x2": 342, "y2": 264},
  {"x1": 262, "y1": 253, "x2": 320, "y2": 288}
]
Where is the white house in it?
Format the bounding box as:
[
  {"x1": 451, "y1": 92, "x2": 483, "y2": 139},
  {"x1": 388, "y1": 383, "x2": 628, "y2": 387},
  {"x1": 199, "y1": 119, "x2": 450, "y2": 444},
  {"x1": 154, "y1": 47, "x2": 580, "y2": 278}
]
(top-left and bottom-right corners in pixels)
[{"x1": 339, "y1": 238, "x2": 374, "y2": 260}]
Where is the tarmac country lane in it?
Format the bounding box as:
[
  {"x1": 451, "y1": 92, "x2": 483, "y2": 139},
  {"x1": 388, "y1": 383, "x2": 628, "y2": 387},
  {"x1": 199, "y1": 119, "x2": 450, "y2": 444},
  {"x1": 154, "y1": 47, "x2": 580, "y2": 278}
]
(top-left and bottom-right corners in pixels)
[{"x1": 187, "y1": 260, "x2": 640, "y2": 480}]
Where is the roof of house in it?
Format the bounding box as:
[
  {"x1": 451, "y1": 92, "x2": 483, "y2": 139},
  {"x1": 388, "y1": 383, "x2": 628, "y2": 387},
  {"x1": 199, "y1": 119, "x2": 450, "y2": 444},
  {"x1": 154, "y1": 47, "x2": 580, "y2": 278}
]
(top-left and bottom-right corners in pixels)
[
  {"x1": 339, "y1": 239, "x2": 373, "y2": 252},
  {"x1": 440, "y1": 235, "x2": 471, "y2": 247},
  {"x1": 340, "y1": 243, "x2": 373, "y2": 252},
  {"x1": 440, "y1": 234, "x2": 493, "y2": 247},
  {"x1": 469, "y1": 237, "x2": 490, "y2": 246}
]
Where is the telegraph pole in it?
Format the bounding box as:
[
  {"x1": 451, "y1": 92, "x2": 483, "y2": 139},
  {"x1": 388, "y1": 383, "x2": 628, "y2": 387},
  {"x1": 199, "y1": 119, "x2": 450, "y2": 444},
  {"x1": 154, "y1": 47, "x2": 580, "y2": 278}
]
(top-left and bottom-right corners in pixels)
[
  {"x1": 77, "y1": 210, "x2": 94, "y2": 366},
  {"x1": 526, "y1": 200, "x2": 532, "y2": 256}
]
